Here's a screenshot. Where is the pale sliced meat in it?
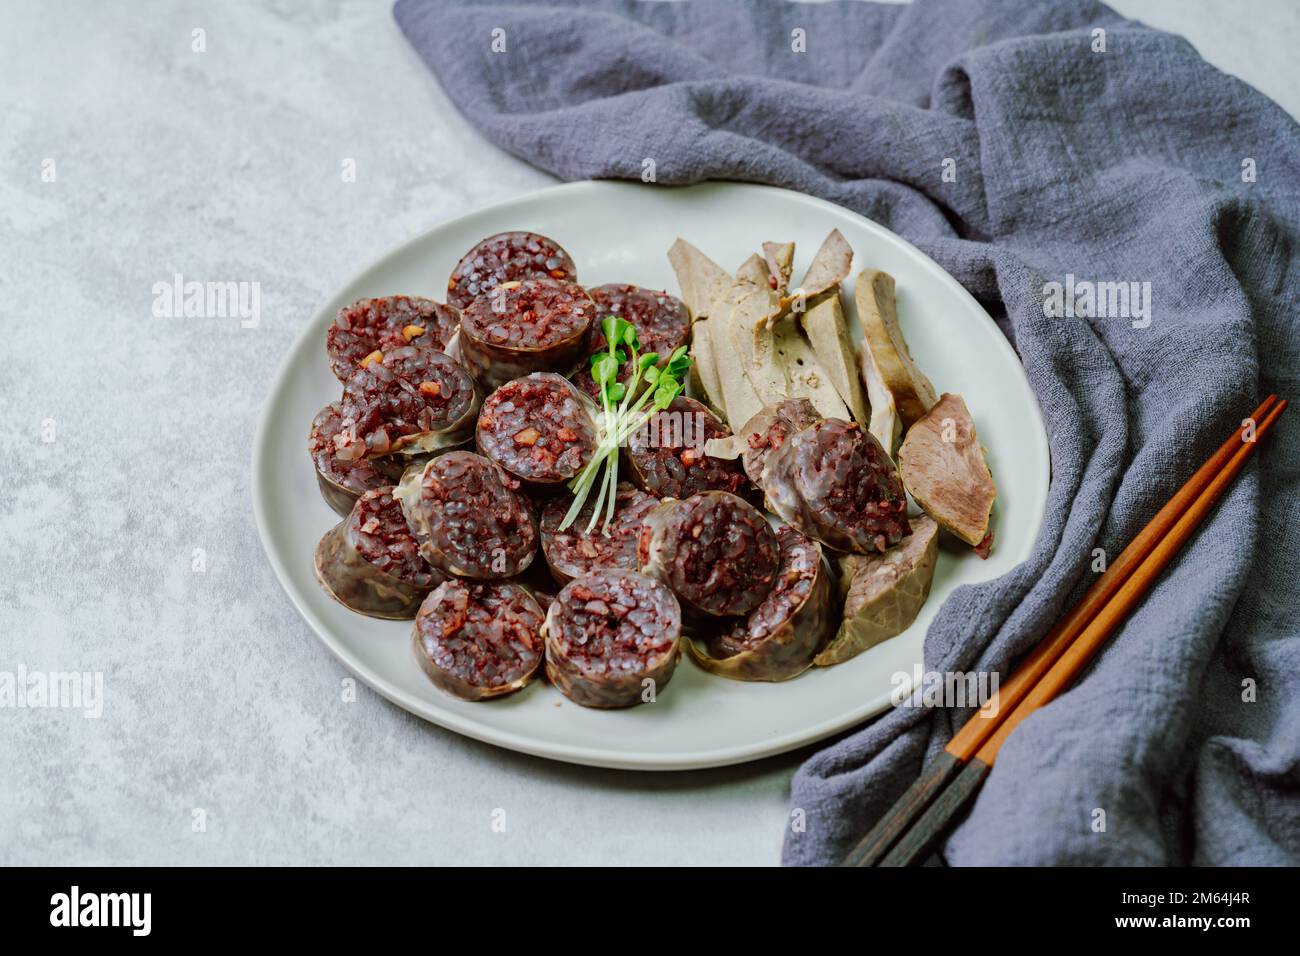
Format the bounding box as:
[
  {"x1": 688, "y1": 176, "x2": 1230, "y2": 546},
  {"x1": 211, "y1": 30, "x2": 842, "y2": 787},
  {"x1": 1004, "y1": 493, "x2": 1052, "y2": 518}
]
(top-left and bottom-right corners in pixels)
[
  {"x1": 668, "y1": 238, "x2": 732, "y2": 321},
  {"x1": 787, "y1": 228, "x2": 853, "y2": 307},
  {"x1": 736, "y1": 242, "x2": 851, "y2": 424},
  {"x1": 771, "y1": 314, "x2": 851, "y2": 421},
  {"x1": 815, "y1": 515, "x2": 939, "y2": 666},
  {"x1": 897, "y1": 393, "x2": 995, "y2": 550},
  {"x1": 730, "y1": 279, "x2": 788, "y2": 408},
  {"x1": 689, "y1": 317, "x2": 726, "y2": 416},
  {"x1": 859, "y1": 335, "x2": 902, "y2": 454},
  {"x1": 730, "y1": 278, "x2": 853, "y2": 424},
  {"x1": 855, "y1": 268, "x2": 937, "y2": 427},
  {"x1": 668, "y1": 239, "x2": 731, "y2": 417},
  {"x1": 735, "y1": 252, "x2": 769, "y2": 287},
  {"x1": 799, "y1": 290, "x2": 870, "y2": 428},
  {"x1": 762, "y1": 241, "x2": 795, "y2": 294},
  {"x1": 707, "y1": 282, "x2": 767, "y2": 428}
]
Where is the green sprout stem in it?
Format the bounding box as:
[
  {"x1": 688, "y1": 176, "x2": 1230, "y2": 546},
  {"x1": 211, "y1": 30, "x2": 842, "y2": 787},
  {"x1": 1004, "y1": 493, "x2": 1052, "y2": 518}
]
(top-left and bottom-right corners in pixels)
[{"x1": 557, "y1": 316, "x2": 690, "y2": 536}]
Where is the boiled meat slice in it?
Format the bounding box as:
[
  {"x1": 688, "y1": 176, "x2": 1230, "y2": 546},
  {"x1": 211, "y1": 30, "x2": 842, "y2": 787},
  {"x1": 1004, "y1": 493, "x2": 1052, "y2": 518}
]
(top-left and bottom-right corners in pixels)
[
  {"x1": 859, "y1": 335, "x2": 902, "y2": 455},
  {"x1": 815, "y1": 515, "x2": 939, "y2": 666},
  {"x1": 770, "y1": 314, "x2": 851, "y2": 421},
  {"x1": 896, "y1": 393, "x2": 996, "y2": 551},
  {"x1": 787, "y1": 228, "x2": 853, "y2": 307},
  {"x1": 799, "y1": 290, "x2": 870, "y2": 428},
  {"x1": 668, "y1": 238, "x2": 731, "y2": 416},
  {"x1": 708, "y1": 280, "x2": 768, "y2": 428},
  {"x1": 729, "y1": 270, "x2": 788, "y2": 408},
  {"x1": 854, "y1": 268, "x2": 937, "y2": 428},
  {"x1": 668, "y1": 238, "x2": 732, "y2": 321},
  {"x1": 762, "y1": 241, "x2": 795, "y2": 294}
]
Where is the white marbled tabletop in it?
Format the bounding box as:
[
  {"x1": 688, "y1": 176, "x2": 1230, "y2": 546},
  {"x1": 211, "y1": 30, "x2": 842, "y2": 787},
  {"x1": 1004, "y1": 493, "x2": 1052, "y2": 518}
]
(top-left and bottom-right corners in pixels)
[{"x1": 1, "y1": 0, "x2": 1296, "y2": 866}]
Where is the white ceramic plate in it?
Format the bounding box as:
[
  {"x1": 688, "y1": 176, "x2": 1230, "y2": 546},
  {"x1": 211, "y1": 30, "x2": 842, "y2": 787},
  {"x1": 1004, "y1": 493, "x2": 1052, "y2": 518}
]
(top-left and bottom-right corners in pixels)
[{"x1": 252, "y1": 181, "x2": 1048, "y2": 771}]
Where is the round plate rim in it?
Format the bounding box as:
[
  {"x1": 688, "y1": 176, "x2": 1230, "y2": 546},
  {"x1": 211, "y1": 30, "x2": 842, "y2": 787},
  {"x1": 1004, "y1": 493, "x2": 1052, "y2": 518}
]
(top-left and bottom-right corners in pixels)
[{"x1": 250, "y1": 179, "x2": 1049, "y2": 771}]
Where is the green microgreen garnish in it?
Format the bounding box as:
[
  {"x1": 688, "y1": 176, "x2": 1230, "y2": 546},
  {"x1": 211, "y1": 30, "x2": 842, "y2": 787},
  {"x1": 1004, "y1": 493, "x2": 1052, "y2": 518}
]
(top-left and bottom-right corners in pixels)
[{"x1": 557, "y1": 317, "x2": 691, "y2": 536}]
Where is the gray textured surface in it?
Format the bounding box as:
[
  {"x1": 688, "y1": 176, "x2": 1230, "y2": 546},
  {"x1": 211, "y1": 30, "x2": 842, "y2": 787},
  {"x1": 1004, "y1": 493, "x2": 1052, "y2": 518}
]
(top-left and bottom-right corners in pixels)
[
  {"x1": 1, "y1": 0, "x2": 1297, "y2": 866},
  {"x1": 396, "y1": 0, "x2": 1300, "y2": 866}
]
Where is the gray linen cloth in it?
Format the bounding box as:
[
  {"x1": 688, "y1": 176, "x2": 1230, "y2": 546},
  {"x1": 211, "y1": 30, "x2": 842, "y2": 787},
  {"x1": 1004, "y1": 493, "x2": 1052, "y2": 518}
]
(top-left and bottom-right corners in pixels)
[{"x1": 395, "y1": 0, "x2": 1300, "y2": 865}]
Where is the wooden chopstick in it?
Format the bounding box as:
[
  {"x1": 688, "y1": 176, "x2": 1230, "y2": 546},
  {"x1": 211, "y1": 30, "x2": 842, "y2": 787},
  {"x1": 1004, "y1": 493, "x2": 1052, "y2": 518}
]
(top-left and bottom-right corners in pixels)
[
  {"x1": 874, "y1": 397, "x2": 1287, "y2": 866},
  {"x1": 844, "y1": 395, "x2": 1282, "y2": 867}
]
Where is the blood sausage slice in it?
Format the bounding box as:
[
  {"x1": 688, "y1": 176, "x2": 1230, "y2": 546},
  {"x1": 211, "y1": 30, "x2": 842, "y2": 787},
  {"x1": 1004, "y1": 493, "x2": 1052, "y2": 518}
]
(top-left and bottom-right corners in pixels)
[
  {"x1": 625, "y1": 396, "x2": 748, "y2": 500},
  {"x1": 308, "y1": 402, "x2": 401, "y2": 517},
  {"x1": 339, "y1": 346, "x2": 479, "y2": 457},
  {"x1": 689, "y1": 525, "x2": 834, "y2": 681},
  {"x1": 734, "y1": 399, "x2": 823, "y2": 486},
  {"x1": 476, "y1": 373, "x2": 599, "y2": 489},
  {"x1": 588, "y1": 284, "x2": 690, "y2": 357},
  {"x1": 327, "y1": 296, "x2": 459, "y2": 383},
  {"x1": 446, "y1": 231, "x2": 576, "y2": 311},
  {"x1": 570, "y1": 283, "x2": 691, "y2": 402},
  {"x1": 459, "y1": 277, "x2": 595, "y2": 390},
  {"x1": 637, "y1": 491, "x2": 779, "y2": 618},
  {"x1": 395, "y1": 451, "x2": 537, "y2": 579},
  {"x1": 314, "y1": 487, "x2": 441, "y2": 619},
  {"x1": 543, "y1": 570, "x2": 681, "y2": 709},
  {"x1": 412, "y1": 579, "x2": 545, "y2": 700},
  {"x1": 539, "y1": 483, "x2": 657, "y2": 585},
  {"x1": 761, "y1": 418, "x2": 910, "y2": 554}
]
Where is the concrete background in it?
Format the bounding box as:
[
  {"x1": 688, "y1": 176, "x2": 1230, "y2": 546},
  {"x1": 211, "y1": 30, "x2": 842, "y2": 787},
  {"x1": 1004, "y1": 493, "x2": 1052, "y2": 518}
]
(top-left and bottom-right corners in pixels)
[{"x1": 2, "y1": 0, "x2": 1297, "y2": 865}]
